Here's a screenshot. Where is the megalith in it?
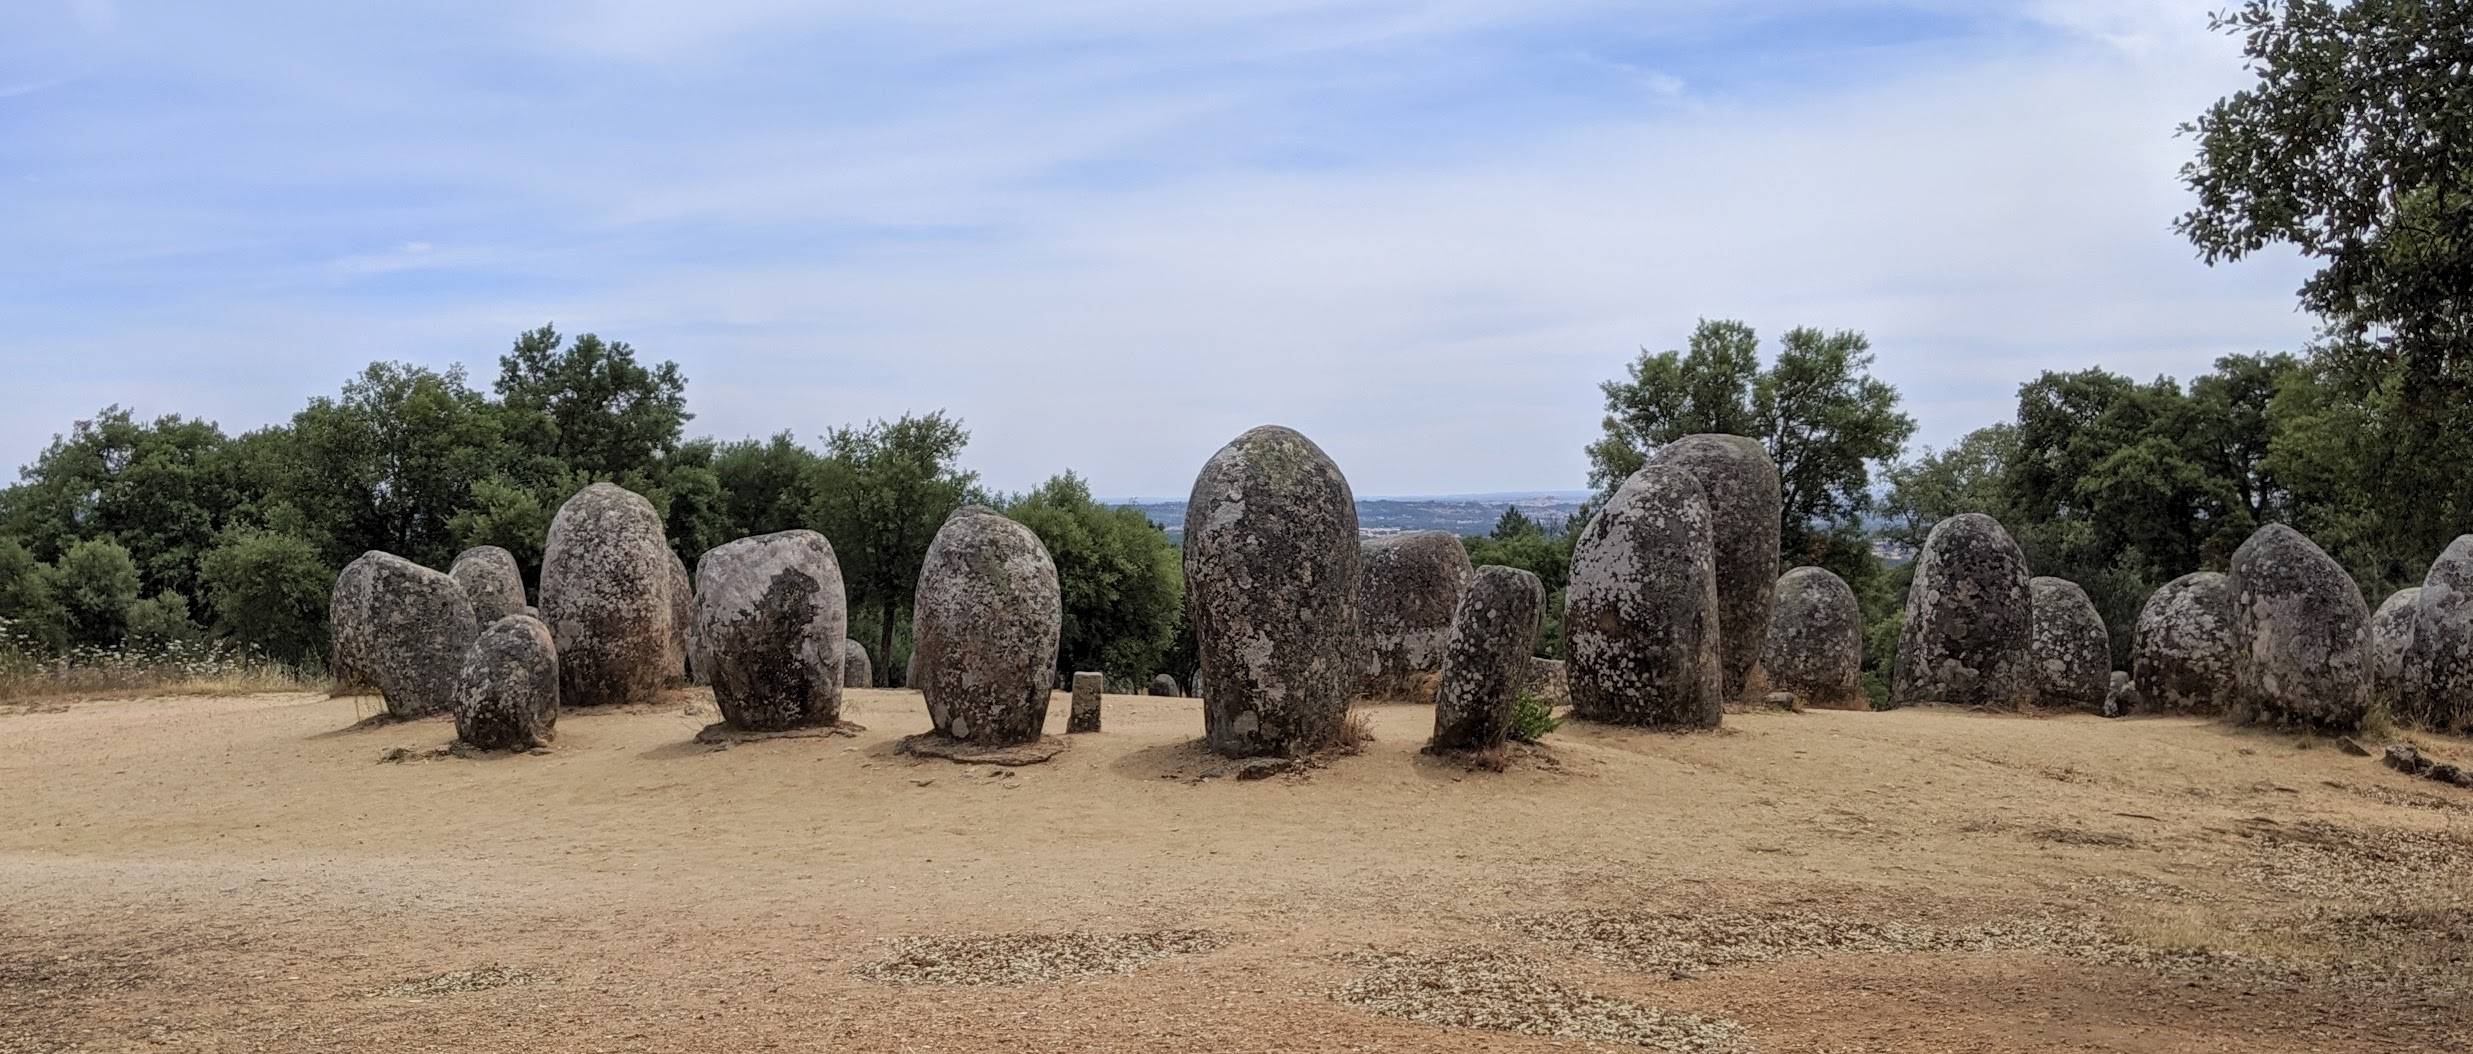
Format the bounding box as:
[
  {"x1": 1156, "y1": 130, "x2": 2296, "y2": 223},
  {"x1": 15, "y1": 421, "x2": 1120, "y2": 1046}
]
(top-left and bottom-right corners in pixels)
[
  {"x1": 1565, "y1": 463, "x2": 1723, "y2": 728},
  {"x1": 538, "y1": 483, "x2": 674, "y2": 708},
  {"x1": 1649, "y1": 434, "x2": 1782, "y2": 701},
  {"x1": 912, "y1": 507, "x2": 1062, "y2": 746},
  {"x1": 693, "y1": 530, "x2": 848, "y2": 732},
  {"x1": 1891, "y1": 513, "x2": 2033, "y2": 709}
]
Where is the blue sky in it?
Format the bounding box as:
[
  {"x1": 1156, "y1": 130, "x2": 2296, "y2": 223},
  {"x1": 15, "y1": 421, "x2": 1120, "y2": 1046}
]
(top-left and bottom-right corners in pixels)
[{"x1": 1, "y1": 0, "x2": 2316, "y2": 497}]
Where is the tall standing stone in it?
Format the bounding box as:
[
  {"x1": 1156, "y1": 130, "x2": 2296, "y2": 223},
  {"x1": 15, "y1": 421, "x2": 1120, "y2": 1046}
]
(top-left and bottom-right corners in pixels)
[
  {"x1": 2370, "y1": 587, "x2": 2420, "y2": 716},
  {"x1": 666, "y1": 549, "x2": 694, "y2": 686},
  {"x1": 2228, "y1": 523, "x2": 2371, "y2": 730},
  {"x1": 539, "y1": 483, "x2": 674, "y2": 708},
  {"x1": 1649, "y1": 434, "x2": 1782, "y2": 702},
  {"x1": 1565, "y1": 464, "x2": 1723, "y2": 729},
  {"x1": 329, "y1": 554, "x2": 380, "y2": 691},
  {"x1": 2132, "y1": 572, "x2": 2241, "y2": 715},
  {"x1": 2404, "y1": 535, "x2": 2473, "y2": 733},
  {"x1": 2029, "y1": 576, "x2": 2110, "y2": 712},
  {"x1": 1891, "y1": 513, "x2": 2034, "y2": 709},
  {"x1": 693, "y1": 530, "x2": 847, "y2": 732},
  {"x1": 1430, "y1": 566, "x2": 1545, "y2": 753},
  {"x1": 455, "y1": 614, "x2": 559, "y2": 750},
  {"x1": 1358, "y1": 531, "x2": 1476, "y2": 700},
  {"x1": 1184, "y1": 426, "x2": 1364, "y2": 757},
  {"x1": 843, "y1": 639, "x2": 874, "y2": 689},
  {"x1": 912, "y1": 507, "x2": 1062, "y2": 746},
  {"x1": 1069, "y1": 671, "x2": 1104, "y2": 734},
  {"x1": 449, "y1": 546, "x2": 528, "y2": 625},
  {"x1": 361, "y1": 552, "x2": 479, "y2": 719},
  {"x1": 1759, "y1": 566, "x2": 1864, "y2": 711}
]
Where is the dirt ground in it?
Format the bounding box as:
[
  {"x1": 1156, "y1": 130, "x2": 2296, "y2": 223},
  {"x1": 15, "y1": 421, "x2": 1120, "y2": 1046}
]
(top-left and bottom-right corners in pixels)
[{"x1": 3, "y1": 688, "x2": 2468, "y2": 1053}]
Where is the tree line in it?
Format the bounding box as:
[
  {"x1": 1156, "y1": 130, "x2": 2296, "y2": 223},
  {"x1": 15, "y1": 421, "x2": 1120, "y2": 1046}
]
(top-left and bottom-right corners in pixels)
[
  {"x1": 0, "y1": 326, "x2": 1188, "y2": 686},
  {"x1": 3, "y1": 1, "x2": 2462, "y2": 701}
]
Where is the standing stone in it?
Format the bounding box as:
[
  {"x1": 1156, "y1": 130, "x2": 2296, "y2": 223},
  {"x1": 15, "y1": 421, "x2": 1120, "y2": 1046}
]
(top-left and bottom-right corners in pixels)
[
  {"x1": 329, "y1": 554, "x2": 380, "y2": 691},
  {"x1": 449, "y1": 546, "x2": 528, "y2": 625},
  {"x1": 539, "y1": 483, "x2": 674, "y2": 708},
  {"x1": 1184, "y1": 426, "x2": 1364, "y2": 757},
  {"x1": 666, "y1": 549, "x2": 694, "y2": 686},
  {"x1": 2131, "y1": 571, "x2": 2241, "y2": 714},
  {"x1": 1759, "y1": 566, "x2": 1865, "y2": 711},
  {"x1": 362, "y1": 552, "x2": 479, "y2": 719},
  {"x1": 1891, "y1": 513, "x2": 2034, "y2": 709},
  {"x1": 843, "y1": 638, "x2": 874, "y2": 689},
  {"x1": 2029, "y1": 577, "x2": 2110, "y2": 712},
  {"x1": 1358, "y1": 531, "x2": 1476, "y2": 700},
  {"x1": 2404, "y1": 535, "x2": 2473, "y2": 733},
  {"x1": 2370, "y1": 587, "x2": 2420, "y2": 716},
  {"x1": 2228, "y1": 523, "x2": 2371, "y2": 730},
  {"x1": 1649, "y1": 434, "x2": 1782, "y2": 702},
  {"x1": 1522, "y1": 657, "x2": 1568, "y2": 705},
  {"x1": 1069, "y1": 671, "x2": 1104, "y2": 734},
  {"x1": 1565, "y1": 464, "x2": 1723, "y2": 728},
  {"x1": 905, "y1": 649, "x2": 920, "y2": 690},
  {"x1": 1148, "y1": 673, "x2": 1181, "y2": 697},
  {"x1": 1430, "y1": 566, "x2": 1545, "y2": 753},
  {"x1": 693, "y1": 530, "x2": 847, "y2": 732},
  {"x1": 455, "y1": 614, "x2": 559, "y2": 750},
  {"x1": 2103, "y1": 670, "x2": 2140, "y2": 718},
  {"x1": 912, "y1": 507, "x2": 1062, "y2": 746}
]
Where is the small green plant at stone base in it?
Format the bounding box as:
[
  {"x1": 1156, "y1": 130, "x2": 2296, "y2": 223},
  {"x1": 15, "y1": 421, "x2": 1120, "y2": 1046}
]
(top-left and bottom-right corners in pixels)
[{"x1": 1508, "y1": 692, "x2": 1560, "y2": 743}]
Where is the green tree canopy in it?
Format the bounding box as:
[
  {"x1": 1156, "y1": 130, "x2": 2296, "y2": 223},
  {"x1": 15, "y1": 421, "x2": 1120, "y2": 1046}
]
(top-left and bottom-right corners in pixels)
[
  {"x1": 198, "y1": 527, "x2": 335, "y2": 666},
  {"x1": 1005, "y1": 471, "x2": 1183, "y2": 681},
  {"x1": 495, "y1": 324, "x2": 691, "y2": 479},
  {"x1": 52, "y1": 537, "x2": 141, "y2": 649},
  {"x1": 810, "y1": 413, "x2": 979, "y2": 678},
  {"x1": 2178, "y1": 0, "x2": 2473, "y2": 374}
]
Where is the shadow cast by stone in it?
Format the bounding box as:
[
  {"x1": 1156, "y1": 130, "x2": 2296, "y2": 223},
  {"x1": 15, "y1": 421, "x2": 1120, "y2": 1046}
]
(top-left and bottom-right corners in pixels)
[
  {"x1": 898, "y1": 732, "x2": 1069, "y2": 766},
  {"x1": 695, "y1": 720, "x2": 866, "y2": 745}
]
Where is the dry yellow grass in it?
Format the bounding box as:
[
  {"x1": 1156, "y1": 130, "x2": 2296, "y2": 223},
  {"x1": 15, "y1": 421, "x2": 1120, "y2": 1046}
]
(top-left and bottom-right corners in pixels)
[{"x1": 2, "y1": 689, "x2": 2469, "y2": 1052}]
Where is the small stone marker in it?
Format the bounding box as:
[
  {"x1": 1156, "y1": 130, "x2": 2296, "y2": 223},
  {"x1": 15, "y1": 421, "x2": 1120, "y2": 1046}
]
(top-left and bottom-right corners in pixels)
[{"x1": 1069, "y1": 671, "x2": 1104, "y2": 733}]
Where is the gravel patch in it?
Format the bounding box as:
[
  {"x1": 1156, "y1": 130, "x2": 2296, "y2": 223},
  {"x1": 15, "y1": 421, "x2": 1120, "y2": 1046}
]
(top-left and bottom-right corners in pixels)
[
  {"x1": 1507, "y1": 910, "x2": 2261, "y2": 982},
  {"x1": 2234, "y1": 821, "x2": 2473, "y2": 900},
  {"x1": 371, "y1": 965, "x2": 544, "y2": 998},
  {"x1": 1334, "y1": 949, "x2": 1751, "y2": 1052},
  {"x1": 853, "y1": 929, "x2": 1221, "y2": 986}
]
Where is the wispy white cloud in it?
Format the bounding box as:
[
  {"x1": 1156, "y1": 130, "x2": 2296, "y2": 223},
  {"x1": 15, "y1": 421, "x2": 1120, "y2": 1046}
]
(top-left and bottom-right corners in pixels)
[{"x1": 0, "y1": 0, "x2": 2316, "y2": 497}]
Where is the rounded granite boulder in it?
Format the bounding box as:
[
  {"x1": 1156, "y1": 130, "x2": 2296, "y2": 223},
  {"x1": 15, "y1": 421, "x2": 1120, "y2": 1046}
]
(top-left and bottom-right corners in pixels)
[
  {"x1": 2369, "y1": 587, "x2": 2420, "y2": 716},
  {"x1": 912, "y1": 507, "x2": 1063, "y2": 746},
  {"x1": 1649, "y1": 434, "x2": 1782, "y2": 701},
  {"x1": 454, "y1": 614, "x2": 559, "y2": 750},
  {"x1": 1758, "y1": 566, "x2": 1864, "y2": 710},
  {"x1": 1565, "y1": 463, "x2": 1723, "y2": 729},
  {"x1": 843, "y1": 638, "x2": 874, "y2": 689},
  {"x1": 1891, "y1": 513, "x2": 2034, "y2": 709},
  {"x1": 539, "y1": 483, "x2": 675, "y2": 709},
  {"x1": 2131, "y1": 572, "x2": 2241, "y2": 715},
  {"x1": 328, "y1": 554, "x2": 380, "y2": 692},
  {"x1": 1148, "y1": 673, "x2": 1181, "y2": 697},
  {"x1": 1184, "y1": 426, "x2": 1364, "y2": 757},
  {"x1": 1359, "y1": 530, "x2": 1476, "y2": 700},
  {"x1": 2403, "y1": 535, "x2": 2473, "y2": 733},
  {"x1": 666, "y1": 549, "x2": 694, "y2": 686},
  {"x1": 693, "y1": 530, "x2": 848, "y2": 732},
  {"x1": 1430, "y1": 565, "x2": 1546, "y2": 753},
  {"x1": 448, "y1": 546, "x2": 528, "y2": 626},
  {"x1": 2228, "y1": 523, "x2": 2370, "y2": 730},
  {"x1": 361, "y1": 552, "x2": 479, "y2": 719},
  {"x1": 2029, "y1": 576, "x2": 2110, "y2": 712}
]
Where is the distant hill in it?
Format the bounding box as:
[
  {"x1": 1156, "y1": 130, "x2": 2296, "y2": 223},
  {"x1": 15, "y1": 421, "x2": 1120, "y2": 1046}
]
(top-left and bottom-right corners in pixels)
[{"x1": 1124, "y1": 492, "x2": 1587, "y2": 540}]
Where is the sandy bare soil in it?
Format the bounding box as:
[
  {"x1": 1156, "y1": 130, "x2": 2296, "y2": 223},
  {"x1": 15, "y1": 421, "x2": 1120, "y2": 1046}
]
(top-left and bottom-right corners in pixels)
[{"x1": 3, "y1": 688, "x2": 2468, "y2": 1053}]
